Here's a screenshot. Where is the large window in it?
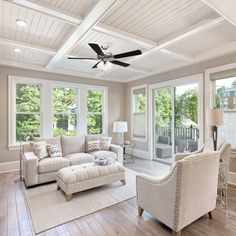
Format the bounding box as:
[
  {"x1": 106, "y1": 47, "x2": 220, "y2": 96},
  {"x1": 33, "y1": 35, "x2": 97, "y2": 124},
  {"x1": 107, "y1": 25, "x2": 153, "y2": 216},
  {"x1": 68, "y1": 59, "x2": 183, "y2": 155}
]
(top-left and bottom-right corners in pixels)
[
  {"x1": 15, "y1": 83, "x2": 41, "y2": 142},
  {"x1": 131, "y1": 85, "x2": 147, "y2": 140},
  {"x1": 53, "y1": 87, "x2": 77, "y2": 137},
  {"x1": 213, "y1": 76, "x2": 236, "y2": 147},
  {"x1": 87, "y1": 90, "x2": 103, "y2": 134},
  {"x1": 9, "y1": 76, "x2": 108, "y2": 149}
]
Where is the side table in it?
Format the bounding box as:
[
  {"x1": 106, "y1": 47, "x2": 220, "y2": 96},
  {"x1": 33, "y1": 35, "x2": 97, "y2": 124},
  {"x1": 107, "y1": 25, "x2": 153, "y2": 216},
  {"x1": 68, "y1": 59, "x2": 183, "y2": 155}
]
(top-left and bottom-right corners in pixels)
[{"x1": 121, "y1": 143, "x2": 135, "y2": 163}]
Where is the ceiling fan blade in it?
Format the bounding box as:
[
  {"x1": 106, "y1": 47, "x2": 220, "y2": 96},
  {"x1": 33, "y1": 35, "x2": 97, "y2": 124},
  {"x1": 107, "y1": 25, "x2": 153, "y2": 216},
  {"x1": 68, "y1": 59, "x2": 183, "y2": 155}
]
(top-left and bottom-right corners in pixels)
[
  {"x1": 113, "y1": 50, "x2": 142, "y2": 59},
  {"x1": 111, "y1": 60, "x2": 130, "y2": 67},
  {"x1": 88, "y1": 43, "x2": 105, "y2": 56},
  {"x1": 92, "y1": 62, "x2": 100, "y2": 68},
  {"x1": 67, "y1": 57, "x2": 98, "y2": 60}
]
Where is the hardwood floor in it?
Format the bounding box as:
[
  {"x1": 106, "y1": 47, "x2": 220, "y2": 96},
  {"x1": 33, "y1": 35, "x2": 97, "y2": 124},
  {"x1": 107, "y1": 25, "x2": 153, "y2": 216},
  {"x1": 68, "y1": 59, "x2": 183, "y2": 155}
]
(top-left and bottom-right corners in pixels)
[{"x1": 1, "y1": 167, "x2": 236, "y2": 235}]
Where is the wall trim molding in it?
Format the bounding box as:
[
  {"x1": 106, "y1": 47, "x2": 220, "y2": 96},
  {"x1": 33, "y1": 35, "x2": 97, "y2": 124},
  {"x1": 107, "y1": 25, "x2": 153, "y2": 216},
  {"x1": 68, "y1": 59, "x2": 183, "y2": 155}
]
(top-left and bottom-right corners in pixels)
[
  {"x1": 0, "y1": 161, "x2": 19, "y2": 173},
  {"x1": 228, "y1": 171, "x2": 236, "y2": 185},
  {"x1": 125, "y1": 147, "x2": 150, "y2": 160}
]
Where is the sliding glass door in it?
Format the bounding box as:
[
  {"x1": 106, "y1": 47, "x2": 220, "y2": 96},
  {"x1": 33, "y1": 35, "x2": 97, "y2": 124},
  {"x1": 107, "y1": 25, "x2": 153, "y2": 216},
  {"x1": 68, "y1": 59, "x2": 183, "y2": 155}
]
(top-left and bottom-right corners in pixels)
[{"x1": 152, "y1": 77, "x2": 202, "y2": 164}]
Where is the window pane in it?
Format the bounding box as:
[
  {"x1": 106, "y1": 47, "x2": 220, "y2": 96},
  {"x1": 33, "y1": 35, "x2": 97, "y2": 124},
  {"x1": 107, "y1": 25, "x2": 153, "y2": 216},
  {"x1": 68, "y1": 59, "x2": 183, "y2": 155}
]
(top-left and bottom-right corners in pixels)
[
  {"x1": 87, "y1": 90, "x2": 103, "y2": 113},
  {"x1": 87, "y1": 114, "x2": 102, "y2": 134},
  {"x1": 53, "y1": 114, "x2": 77, "y2": 137},
  {"x1": 16, "y1": 84, "x2": 40, "y2": 112},
  {"x1": 134, "y1": 92, "x2": 146, "y2": 113},
  {"x1": 16, "y1": 114, "x2": 40, "y2": 142},
  {"x1": 214, "y1": 76, "x2": 236, "y2": 147},
  {"x1": 53, "y1": 87, "x2": 77, "y2": 113}
]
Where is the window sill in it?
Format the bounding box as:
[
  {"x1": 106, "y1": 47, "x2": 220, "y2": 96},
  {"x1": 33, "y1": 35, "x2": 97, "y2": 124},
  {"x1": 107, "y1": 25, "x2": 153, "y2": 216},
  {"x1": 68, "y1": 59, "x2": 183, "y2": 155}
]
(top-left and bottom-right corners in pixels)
[{"x1": 8, "y1": 144, "x2": 20, "y2": 151}]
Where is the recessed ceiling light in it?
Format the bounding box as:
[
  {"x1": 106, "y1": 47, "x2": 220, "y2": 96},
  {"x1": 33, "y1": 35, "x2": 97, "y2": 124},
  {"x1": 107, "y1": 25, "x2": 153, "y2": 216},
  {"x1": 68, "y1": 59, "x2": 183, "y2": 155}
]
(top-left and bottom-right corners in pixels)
[
  {"x1": 16, "y1": 19, "x2": 27, "y2": 27},
  {"x1": 14, "y1": 48, "x2": 21, "y2": 53}
]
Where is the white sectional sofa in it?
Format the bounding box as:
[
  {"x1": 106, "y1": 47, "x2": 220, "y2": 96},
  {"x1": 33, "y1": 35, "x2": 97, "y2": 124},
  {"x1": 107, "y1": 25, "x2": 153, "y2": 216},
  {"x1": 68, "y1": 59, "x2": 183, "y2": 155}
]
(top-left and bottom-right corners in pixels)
[{"x1": 23, "y1": 135, "x2": 123, "y2": 187}]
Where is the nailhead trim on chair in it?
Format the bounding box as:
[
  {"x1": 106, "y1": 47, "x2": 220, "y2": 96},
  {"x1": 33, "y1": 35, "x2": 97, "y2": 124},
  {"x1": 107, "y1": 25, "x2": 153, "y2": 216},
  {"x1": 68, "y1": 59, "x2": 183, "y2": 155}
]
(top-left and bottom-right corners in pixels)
[
  {"x1": 173, "y1": 162, "x2": 182, "y2": 231},
  {"x1": 136, "y1": 162, "x2": 183, "y2": 232}
]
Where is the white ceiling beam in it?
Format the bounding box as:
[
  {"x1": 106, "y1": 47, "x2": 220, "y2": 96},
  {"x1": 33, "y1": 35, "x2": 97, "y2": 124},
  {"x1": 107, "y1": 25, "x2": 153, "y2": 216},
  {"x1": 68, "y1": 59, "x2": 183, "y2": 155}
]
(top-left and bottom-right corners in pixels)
[
  {"x1": 46, "y1": 0, "x2": 118, "y2": 68},
  {"x1": 0, "y1": 37, "x2": 150, "y2": 74},
  {"x1": 0, "y1": 58, "x2": 123, "y2": 82},
  {"x1": 4, "y1": 0, "x2": 82, "y2": 26},
  {"x1": 0, "y1": 37, "x2": 56, "y2": 55},
  {"x1": 128, "y1": 16, "x2": 225, "y2": 63},
  {"x1": 202, "y1": 0, "x2": 236, "y2": 27},
  {"x1": 96, "y1": 16, "x2": 224, "y2": 77}
]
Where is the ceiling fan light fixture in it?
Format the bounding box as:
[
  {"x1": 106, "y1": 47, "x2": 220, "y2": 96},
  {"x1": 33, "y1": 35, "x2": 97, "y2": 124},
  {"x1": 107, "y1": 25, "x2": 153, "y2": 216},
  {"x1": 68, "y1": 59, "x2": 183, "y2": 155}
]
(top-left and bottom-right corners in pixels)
[{"x1": 97, "y1": 61, "x2": 113, "y2": 72}]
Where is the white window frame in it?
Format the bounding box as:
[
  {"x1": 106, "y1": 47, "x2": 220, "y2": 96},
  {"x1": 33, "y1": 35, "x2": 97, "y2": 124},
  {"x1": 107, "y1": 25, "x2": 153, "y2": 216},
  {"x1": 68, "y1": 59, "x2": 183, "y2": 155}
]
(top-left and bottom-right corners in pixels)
[
  {"x1": 8, "y1": 76, "x2": 108, "y2": 150},
  {"x1": 148, "y1": 74, "x2": 203, "y2": 161},
  {"x1": 52, "y1": 85, "x2": 79, "y2": 137},
  {"x1": 86, "y1": 87, "x2": 108, "y2": 135},
  {"x1": 131, "y1": 84, "x2": 148, "y2": 142},
  {"x1": 205, "y1": 62, "x2": 236, "y2": 140}
]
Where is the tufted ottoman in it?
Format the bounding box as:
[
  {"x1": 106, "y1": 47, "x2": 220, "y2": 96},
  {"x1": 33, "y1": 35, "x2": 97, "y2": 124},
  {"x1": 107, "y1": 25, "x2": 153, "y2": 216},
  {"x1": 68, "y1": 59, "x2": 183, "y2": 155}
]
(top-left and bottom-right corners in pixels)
[{"x1": 56, "y1": 162, "x2": 126, "y2": 201}]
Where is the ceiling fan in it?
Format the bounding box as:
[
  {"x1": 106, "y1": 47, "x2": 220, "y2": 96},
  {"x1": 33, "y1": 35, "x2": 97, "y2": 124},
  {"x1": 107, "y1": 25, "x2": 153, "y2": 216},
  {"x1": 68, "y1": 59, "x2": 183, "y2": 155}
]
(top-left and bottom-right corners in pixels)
[{"x1": 68, "y1": 43, "x2": 142, "y2": 70}]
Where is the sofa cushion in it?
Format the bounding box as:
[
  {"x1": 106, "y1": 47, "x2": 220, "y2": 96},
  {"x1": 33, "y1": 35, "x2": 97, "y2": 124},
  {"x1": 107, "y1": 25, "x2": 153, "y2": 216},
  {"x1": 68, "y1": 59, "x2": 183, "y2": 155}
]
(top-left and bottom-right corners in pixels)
[
  {"x1": 33, "y1": 137, "x2": 62, "y2": 152},
  {"x1": 30, "y1": 141, "x2": 48, "y2": 160},
  {"x1": 38, "y1": 157, "x2": 70, "y2": 174},
  {"x1": 85, "y1": 134, "x2": 104, "y2": 152},
  {"x1": 61, "y1": 135, "x2": 85, "y2": 156},
  {"x1": 100, "y1": 136, "x2": 112, "y2": 150},
  {"x1": 64, "y1": 153, "x2": 95, "y2": 165},
  {"x1": 90, "y1": 150, "x2": 117, "y2": 161}
]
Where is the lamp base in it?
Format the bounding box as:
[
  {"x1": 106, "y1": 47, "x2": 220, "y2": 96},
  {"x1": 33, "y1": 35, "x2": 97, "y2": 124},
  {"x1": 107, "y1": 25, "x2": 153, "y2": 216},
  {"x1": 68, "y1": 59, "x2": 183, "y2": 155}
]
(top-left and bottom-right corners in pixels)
[{"x1": 212, "y1": 125, "x2": 218, "y2": 151}]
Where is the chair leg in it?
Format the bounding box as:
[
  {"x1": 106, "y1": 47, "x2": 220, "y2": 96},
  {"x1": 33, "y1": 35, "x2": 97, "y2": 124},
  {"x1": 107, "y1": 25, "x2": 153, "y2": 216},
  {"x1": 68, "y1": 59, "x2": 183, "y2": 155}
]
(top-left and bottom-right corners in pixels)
[
  {"x1": 208, "y1": 211, "x2": 213, "y2": 219},
  {"x1": 138, "y1": 206, "x2": 144, "y2": 216},
  {"x1": 121, "y1": 179, "x2": 126, "y2": 185},
  {"x1": 172, "y1": 230, "x2": 181, "y2": 236}
]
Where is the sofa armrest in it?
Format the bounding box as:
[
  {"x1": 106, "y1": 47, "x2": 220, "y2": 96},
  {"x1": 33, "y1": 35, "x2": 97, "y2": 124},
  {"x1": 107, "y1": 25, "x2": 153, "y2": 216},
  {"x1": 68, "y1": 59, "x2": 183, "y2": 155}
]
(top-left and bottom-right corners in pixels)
[
  {"x1": 110, "y1": 144, "x2": 123, "y2": 164},
  {"x1": 23, "y1": 152, "x2": 39, "y2": 187}
]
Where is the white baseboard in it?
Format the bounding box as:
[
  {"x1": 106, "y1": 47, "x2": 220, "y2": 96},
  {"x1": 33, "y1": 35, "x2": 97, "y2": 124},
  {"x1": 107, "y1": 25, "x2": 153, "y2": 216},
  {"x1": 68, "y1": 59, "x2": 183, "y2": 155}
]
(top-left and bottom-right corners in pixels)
[
  {"x1": 228, "y1": 171, "x2": 236, "y2": 185},
  {"x1": 125, "y1": 147, "x2": 151, "y2": 160},
  {"x1": 0, "y1": 161, "x2": 19, "y2": 173}
]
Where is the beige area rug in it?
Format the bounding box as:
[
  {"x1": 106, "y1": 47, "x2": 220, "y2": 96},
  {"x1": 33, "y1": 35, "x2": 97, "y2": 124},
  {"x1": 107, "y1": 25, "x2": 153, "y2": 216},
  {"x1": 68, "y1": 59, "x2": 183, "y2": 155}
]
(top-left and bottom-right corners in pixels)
[{"x1": 24, "y1": 168, "x2": 137, "y2": 234}]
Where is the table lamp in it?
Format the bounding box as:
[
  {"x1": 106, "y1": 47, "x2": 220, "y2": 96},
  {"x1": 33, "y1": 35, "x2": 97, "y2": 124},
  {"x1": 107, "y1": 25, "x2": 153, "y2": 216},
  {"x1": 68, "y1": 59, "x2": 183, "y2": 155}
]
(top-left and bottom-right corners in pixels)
[{"x1": 113, "y1": 121, "x2": 128, "y2": 145}]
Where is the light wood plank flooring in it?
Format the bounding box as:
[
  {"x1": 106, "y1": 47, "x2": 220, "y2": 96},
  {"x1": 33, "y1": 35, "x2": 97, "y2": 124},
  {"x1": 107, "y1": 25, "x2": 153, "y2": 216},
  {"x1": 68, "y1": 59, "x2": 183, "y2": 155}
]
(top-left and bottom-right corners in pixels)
[{"x1": 1, "y1": 159, "x2": 236, "y2": 236}]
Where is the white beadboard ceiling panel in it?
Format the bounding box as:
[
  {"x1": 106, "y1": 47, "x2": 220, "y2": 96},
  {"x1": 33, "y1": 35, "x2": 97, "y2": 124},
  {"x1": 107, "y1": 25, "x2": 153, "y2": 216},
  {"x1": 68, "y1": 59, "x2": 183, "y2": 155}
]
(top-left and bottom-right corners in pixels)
[
  {"x1": 36, "y1": 0, "x2": 97, "y2": 17},
  {"x1": 167, "y1": 21, "x2": 236, "y2": 56},
  {"x1": 0, "y1": 0, "x2": 73, "y2": 49},
  {"x1": 0, "y1": 44, "x2": 52, "y2": 66},
  {"x1": 71, "y1": 29, "x2": 147, "y2": 58},
  {"x1": 56, "y1": 57, "x2": 101, "y2": 74},
  {"x1": 132, "y1": 52, "x2": 184, "y2": 70},
  {"x1": 101, "y1": 0, "x2": 220, "y2": 42}
]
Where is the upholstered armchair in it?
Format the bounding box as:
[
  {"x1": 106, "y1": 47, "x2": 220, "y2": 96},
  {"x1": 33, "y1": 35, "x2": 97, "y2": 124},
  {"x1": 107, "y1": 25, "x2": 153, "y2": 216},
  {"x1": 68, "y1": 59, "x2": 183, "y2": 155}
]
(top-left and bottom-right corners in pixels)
[
  {"x1": 136, "y1": 152, "x2": 220, "y2": 236},
  {"x1": 175, "y1": 138, "x2": 231, "y2": 163}
]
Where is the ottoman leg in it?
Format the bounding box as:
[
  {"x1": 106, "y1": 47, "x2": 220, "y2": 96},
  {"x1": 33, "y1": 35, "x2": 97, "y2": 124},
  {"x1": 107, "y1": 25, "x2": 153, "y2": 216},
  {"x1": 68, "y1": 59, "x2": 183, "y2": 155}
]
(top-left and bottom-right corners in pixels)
[
  {"x1": 121, "y1": 179, "x2": 126, "y2": 185},
  {"x1": 57, "y1": 185, "x2": 60, "y2": 190},
  {"x1": 66, "y1": 194, "x2": 73, "y2": 202}
]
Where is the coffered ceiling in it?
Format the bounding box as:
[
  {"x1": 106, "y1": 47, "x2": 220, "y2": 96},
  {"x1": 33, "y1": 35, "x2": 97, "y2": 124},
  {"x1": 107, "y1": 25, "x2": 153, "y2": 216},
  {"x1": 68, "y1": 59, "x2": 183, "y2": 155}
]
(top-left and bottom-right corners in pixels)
[{"x1": 0, "y1": 0, "x2": 236, "y2": 82}]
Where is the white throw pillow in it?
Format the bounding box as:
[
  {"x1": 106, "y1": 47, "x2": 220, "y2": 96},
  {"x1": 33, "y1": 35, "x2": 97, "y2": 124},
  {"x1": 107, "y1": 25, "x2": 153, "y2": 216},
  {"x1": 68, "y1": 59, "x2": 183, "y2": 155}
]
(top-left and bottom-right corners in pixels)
[
  {"x1": 30, "y1": 141, "x2": 48, "y2": 160},
  {"x1": 46, "y1": 144, "x2": 62, "y2": 158},
  {"x1": 87, "y1": 140, "x2": 100, "y2": 152},
  {"x1": 100, "y1": 136, "x2": 112, "y2": 150}
]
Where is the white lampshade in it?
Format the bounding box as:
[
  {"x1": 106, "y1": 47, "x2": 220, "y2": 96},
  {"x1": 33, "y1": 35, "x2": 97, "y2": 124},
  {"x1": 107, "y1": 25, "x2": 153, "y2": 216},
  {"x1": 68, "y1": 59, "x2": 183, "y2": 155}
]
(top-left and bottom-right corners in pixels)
[
  {"x1": 113, "y1": 121, "x2": 128, "y2": 133},
  {"x1": 207, "y1": 108, "x2": 224, "y2": 126}
]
